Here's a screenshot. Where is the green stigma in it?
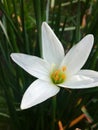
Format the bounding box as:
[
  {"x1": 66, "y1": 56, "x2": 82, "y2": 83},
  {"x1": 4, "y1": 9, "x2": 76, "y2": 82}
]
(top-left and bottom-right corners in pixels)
[{"x1": 51, "y1": 66, "x2": 66, "y2": 84}]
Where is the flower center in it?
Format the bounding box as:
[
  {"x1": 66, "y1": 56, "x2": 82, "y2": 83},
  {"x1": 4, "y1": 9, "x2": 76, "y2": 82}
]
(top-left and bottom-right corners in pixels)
[{"x1": 51, "y1": 66, "x2": 66, "y2": 84}]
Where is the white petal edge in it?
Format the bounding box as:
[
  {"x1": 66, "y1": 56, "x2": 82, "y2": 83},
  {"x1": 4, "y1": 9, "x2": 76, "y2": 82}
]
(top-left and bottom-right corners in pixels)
[
  {"x1": 42, "y1": 22, "x2": 64, "y2": 65},
  {"x1": 10, "y1": 53, "x2": 51, "y2": 81},
  {"x1": 20, "y1": 79, "x2": 60, "y2": 109},
  {"x1": 59, "y1": 70, "x2": 98, "y2": 89},
  {"x1": 60, "y1": 34, "x2": 94, "y2": 76},
  {"x1": 77, "y1": 69, "x2": 98, "y2": 77}
]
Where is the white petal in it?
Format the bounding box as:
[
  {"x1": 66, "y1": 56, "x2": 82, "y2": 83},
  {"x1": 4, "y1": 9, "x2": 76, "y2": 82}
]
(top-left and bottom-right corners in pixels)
[
  {"x1": 42, "y1": 22, "x2": 64, "y2": 65},
  {"x1": 20, "y1": 79, "x2": 60, "y2": 109},
  {"x1": 60, "y1": 34, "x2": 94, "y2": 76},
  {"x1": 10, "y1": 53, "x2": 50, "y2": 81},
  {"x1": 78, "y1": 69, "x2": 98, "y2": 77},
  {"x1": 59, "y1": 70, "x2": 98, "y2": 89}
]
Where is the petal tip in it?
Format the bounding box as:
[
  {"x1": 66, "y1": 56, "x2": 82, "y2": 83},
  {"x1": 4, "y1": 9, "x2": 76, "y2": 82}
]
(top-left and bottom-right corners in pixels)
[
  {"x1": 20, "y1": 94, "x2": 34, "y2": 110},
  {"x1": 10, "y1": 53, "x2": 14, "y2": 58},
  {"x1": 20, "y1": 104, "x2": 25, "y2": 110},
  {"x1": 42, "y1": 21, "x2": 48, "y2": 26},
  {"x1": 20, "y1": 101, "x2": 29, "y2": 110},
  {"x1": 42, "y1": 22, "x2": 49, "y2": 30},
  {"x1": 10, "y1": 53, "x2": 23, "y2": 61},
  {"x1": 10, "y1": 53, "x2": 16, "y2": 61},
  {"x1": 20, "y1": 105, "x2": 24, "y2": 110},
  {"x1": 86, "y1": 34, "x2": 94, "y2": 42},
  {"x1": 10, "y1": 53, "x2": 18, "y2": 61},
  {"x1": 10, "y1": 53, "x2": 18, "y2": 58}
]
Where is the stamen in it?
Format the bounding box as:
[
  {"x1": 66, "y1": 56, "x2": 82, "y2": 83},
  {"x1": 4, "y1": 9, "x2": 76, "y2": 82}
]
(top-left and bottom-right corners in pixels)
[
  {"x1": 62, "y1": 66, "x2": 66, "y2": 72},
  {"x1": 54, "y1": 70, "x2": 60, "y2": 75},
  {"x1": 62, "y1": 74, "x2": 66, "y2": 79},
  {"x1": 55, "y1": 75, "x2": 59, "y2": 81},
  {"x1": 51, "y1": 66, "x2": 67, "y2": 84}
]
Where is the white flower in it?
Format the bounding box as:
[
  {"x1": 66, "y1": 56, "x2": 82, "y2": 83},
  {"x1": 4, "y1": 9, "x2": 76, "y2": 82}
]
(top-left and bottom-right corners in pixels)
[{"x1": 11, "y1": 22, "x2": 98, "y2": 110}]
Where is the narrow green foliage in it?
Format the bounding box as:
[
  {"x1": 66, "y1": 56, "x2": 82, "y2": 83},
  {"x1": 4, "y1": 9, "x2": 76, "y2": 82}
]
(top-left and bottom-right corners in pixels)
[
  {"x1": 0, "y1": 0, "x2": 98, "y2": 130},
  {"x1": 33, "y1": 0, "x2": 43, "y2": 56}
]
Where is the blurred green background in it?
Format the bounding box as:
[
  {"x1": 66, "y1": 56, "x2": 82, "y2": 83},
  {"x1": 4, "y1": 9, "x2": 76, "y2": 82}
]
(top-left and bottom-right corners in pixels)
[{"x1": 0, "y1": 0, "x2": 98, "y2": 130}]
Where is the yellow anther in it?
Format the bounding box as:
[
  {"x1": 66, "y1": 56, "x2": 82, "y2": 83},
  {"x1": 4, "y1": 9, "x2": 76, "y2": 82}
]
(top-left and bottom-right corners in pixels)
[
  {"x1": 55, "y1": 75, "x2": 59, "y2": 81},
  {"x1": 51, "y1": 67, "x2": 67, "y2": 84},
  {"x1": 51, "y1": 73, "x2": 55, "y2": 78},
  {"x1": 54, "y1": 70, "x2": 60, "y2": 75},
  {"x1": 62, "y1": 74, "x2": 65, "y2": 80},
  {"x1": 62, "y1": 66, "x2": 66, "y2": 72}
]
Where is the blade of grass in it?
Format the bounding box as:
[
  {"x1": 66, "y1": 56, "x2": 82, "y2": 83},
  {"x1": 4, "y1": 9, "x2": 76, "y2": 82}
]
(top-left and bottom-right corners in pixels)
[
  {"x1": 0, "y1": 20, "x2": 13, "y2": 50},
  {"x1": 0, "y1": 64, "x2": 21, "y2": 130},
  {"x1": 0, "y1": 2, "x2": 22, "y2": 47},
  {"x1": 32, "y1": 0, "x2": 42, "y2": 56},
  {"x1": 75, "y1": 0, "x2": 81, "y2": 41},
  {"x1": 20, "y1": 0, "x2": 30, "y2": 53}
]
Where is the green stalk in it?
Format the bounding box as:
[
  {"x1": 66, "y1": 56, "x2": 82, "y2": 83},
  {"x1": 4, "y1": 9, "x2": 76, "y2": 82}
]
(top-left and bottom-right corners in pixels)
[
  {"x1": 3, "y1": 87, "x2": 21, "y2": 130},
  {"x1": 52, "y1": 96, "x2": 56, "y2": 130},
  {"x1": 20, "y1": 0, "x2": 30, "y2": 53},
  {"x1": 59, "y1": 17, "x2": 67, "y2": 41},
  {"x1": 33, "y1": 0, "x2": 42, "y2": 57},
  {"x1": 0, "y1": 2, "x2": 22, "y2": 46},
  {"x1": 46, "y1": 0, "x2": 50, "y2": 23},
  {"x1": 0, "y1": 64, "x2": 21, "y2": 130},
  {"x1": 11, "y1": 0, "x2": 20, "y2": 28},
  {"x1": 75, "y1": 0, "x2": 81, "y2": 41}
]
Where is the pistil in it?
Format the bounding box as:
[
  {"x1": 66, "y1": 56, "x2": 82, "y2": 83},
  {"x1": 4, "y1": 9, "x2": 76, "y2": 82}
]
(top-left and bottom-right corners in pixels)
[{"x1": 51, "y1": 66, "x2": 66, "y2": 84}]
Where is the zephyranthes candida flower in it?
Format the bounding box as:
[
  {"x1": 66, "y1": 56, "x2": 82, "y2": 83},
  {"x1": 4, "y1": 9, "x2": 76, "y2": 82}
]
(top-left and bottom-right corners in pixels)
[{"x1": 11, "y1": 22, "x2": 98, "y2": 110}]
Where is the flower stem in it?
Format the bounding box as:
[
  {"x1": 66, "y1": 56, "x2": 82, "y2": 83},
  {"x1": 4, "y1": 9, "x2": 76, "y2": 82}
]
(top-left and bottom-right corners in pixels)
[
  {"x1": 52, "y1": 96, "x2": 56, "y2": 130},
  {"x1": 33, "y1": 0, "x2": 42, "y2": 57}
]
